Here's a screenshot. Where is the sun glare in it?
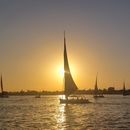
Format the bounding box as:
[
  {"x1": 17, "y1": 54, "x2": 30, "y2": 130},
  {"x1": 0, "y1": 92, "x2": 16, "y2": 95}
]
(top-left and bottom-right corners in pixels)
[
  {"x1": 59, "y1": 67, "x2": 64, "y2": 78},
  {"x1": 55, "y1": 63, "x2": 77, "y2": 83}
]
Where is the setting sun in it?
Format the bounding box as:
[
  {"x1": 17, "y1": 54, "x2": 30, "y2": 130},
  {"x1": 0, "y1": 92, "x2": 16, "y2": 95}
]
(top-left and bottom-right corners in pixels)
[{"x1": 59, "y1": 67, "x2": 64, "y2": 78}]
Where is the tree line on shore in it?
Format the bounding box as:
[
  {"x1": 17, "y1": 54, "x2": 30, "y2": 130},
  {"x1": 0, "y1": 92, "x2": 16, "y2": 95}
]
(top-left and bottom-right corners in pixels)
[{"x1": 3, "y1": 87, "x2": 130, "y2": 95}]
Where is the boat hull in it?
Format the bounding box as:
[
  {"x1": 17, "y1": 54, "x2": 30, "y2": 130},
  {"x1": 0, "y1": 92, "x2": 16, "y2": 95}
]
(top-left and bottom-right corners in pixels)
[
  {"x1": 60, "y1": 98, "x2": 91, "y2": 104},
  {"x1": 0, "y1": 94, "x2": 9, "y2": 98},
  {"x1": 35, "y1": 95, "x2": 41, "y2": 98},
  {"x1": 123, "y1": 93, "x2": 130, "y2": 96}
]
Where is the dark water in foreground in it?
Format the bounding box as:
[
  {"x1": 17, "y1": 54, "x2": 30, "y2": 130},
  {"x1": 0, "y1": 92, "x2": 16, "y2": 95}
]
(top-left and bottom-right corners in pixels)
[{"x1": 0, "y1": 95, "x2": 130, "y2": 130}]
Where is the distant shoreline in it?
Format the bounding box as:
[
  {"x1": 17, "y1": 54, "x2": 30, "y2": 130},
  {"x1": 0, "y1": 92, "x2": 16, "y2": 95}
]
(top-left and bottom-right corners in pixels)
[{"x1": 2, "y1": 89, "x2": 130, "y2": 96}]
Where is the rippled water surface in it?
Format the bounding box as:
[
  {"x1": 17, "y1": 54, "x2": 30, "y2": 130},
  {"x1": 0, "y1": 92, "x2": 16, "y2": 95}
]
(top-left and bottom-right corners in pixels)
[{"x1": 0, "y1": 95, "x2": 130, "y2": 129}]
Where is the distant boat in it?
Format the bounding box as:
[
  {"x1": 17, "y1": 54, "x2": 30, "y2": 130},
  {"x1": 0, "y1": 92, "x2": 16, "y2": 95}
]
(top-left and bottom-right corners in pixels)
[
  {"x1": 123, "y1": 82, "x2": 130, "y2": 96},
  {"x1": 93, "y1": 74, "x2": 104, "y2": 98},
  {"x1": 35, "y1": 94, "x2": 41, "y2": 98},
  {"x1": 60, "y1": 32, "x2": 90, "y2": 104},
  {"x1": 0, "y1": 75, "x2": 9, "y2": 98}
]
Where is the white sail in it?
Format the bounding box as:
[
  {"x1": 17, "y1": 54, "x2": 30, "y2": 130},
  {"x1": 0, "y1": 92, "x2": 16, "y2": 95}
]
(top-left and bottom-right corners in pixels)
[{"x1": 64, "y1": 33, "x2": 78, "y2": 97}]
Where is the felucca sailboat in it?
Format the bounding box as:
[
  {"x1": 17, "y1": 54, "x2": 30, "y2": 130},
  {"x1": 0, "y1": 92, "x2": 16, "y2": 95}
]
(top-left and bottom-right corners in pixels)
[
  {"x1": 60, "y1": 32, "x2": 90, "y2": 104},
  {"x1": 0, "y1": 75, "x2": 9, "y2": 98},
  {"x1": 93, "y1": 74, "x2": 104, "y2": 98},
  {"x1": 123, "y1": 82, "x2": 130, "y2": 96}
]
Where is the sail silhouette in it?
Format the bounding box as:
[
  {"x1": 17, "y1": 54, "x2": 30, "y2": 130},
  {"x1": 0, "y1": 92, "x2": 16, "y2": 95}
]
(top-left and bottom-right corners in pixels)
[
  {"x1": 60, "y1": 32, "x2": 90, "y2": 104},
  {"x1": 1, "y1": 75, "x2": 3, "y2": 94},
  {"x1": 123, "y1": 82, "x2": 130, "y2": 96},
  {"x1": 123, "y1": 82, "x2": 126, "y2": 92},
  {"x1": 0, "y1": 74, "x2": 9, "y2": 98},
  {"x1": 93, "y1": 74, "x2": 104, "y2": 98},
  {"x1": 94, "y1": 74, "x2": 98, "y2": 96},
  {"x1": 64, "y1": 32, "x2": 78, "y2": 98}
]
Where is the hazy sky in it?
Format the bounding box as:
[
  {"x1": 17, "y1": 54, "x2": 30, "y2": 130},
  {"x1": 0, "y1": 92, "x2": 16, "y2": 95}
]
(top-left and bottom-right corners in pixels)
[{"x1": 0, "y1": 0, "x2": 130, "y2": 91}]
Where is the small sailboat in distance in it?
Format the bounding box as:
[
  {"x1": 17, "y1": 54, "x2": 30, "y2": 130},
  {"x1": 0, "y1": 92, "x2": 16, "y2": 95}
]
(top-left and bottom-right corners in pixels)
[
  {"x1": 123, "y1": 82, "x2": 130, "y2": 96},
  {"x1": 60, "y1": 32, "x2": 90, "y2": 104},
  {"x1": 35, "y1": 94, "x2": 41, "y2": 98},
  {"x1": 0, "y1": 74, "x2": 9, "y2": 98},
  {"x1": 93, "y1": 74, "x2": 104, "y2": 98}
]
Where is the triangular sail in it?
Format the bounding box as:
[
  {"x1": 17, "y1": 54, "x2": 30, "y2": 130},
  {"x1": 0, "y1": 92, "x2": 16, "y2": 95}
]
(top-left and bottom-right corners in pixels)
[
  {"x1": 94, "y1": 74, "x2": 98, "y2": 95},
  {"x1": 123, "y1": 82, "x2": 126, "y2": 95},
  {"x1": 1, "y1": 75, "x2": 3, "y2": 94},
  {"x1": 123, "y1": 82, "x2": 126, "y2": 92},
  {"x1": 64, "y1": 32, "x2": 78, "y2": 97}
]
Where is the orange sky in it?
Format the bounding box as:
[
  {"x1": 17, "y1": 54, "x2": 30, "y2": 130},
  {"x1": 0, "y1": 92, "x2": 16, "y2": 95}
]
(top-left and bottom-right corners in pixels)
[{"x1": 0, "y1": 1, "x2": 130, "y2": 91}]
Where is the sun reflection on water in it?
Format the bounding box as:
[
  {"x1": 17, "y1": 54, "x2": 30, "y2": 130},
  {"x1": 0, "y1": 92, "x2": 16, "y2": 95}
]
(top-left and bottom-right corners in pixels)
[
  {"x1": 56, "y1": 102, "x2": 66, "y2": 130},
  {"x1": 59, "y1": 95, "x2": 66, "y2": 100}
]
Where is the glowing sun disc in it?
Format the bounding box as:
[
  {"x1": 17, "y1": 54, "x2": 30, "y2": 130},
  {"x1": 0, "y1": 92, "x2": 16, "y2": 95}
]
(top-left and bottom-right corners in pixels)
[{"x1": 59, "y1": 68, "x2": 64, "y2": 77}]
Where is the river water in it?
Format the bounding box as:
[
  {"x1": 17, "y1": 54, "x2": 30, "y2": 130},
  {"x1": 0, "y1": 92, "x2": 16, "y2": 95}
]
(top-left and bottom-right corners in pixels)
[{"x1": 0, "y1": 95, "x2": 130, "y2": 130}]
